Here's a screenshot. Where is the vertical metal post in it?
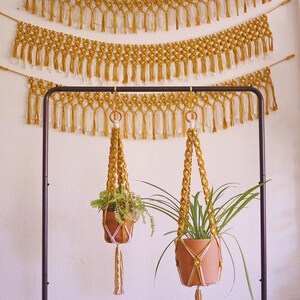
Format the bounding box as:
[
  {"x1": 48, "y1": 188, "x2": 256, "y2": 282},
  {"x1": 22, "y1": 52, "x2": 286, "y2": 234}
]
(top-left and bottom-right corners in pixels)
[{"x1": 42, "y1": 89, "x2": 52, "y2": 300}]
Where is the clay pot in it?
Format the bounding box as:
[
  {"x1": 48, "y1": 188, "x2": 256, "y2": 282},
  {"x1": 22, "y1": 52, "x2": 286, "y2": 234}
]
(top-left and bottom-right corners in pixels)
[
  {"x1": 103, "y1": 211, "x2": 134, "y2": 244},
  {"x1": 175, "y1": 238, "x2": 221, "y2": 287}
]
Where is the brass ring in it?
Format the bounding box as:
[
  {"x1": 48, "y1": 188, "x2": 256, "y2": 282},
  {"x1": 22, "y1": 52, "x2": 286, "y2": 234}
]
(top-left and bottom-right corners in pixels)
[
  {"x1": 185, "y1": 110, "x2": 197, "y2": 123},
  {"x1": 109, "y1": 111, "x2": 122, "y2": 123}
]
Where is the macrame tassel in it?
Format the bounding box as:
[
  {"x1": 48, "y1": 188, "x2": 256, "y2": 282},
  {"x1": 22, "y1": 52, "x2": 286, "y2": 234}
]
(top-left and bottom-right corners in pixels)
[
  {"x1": 59, "y1": 3, "x2": 64, "y2": 23},
  {"x1": 12, "y1": 39, "x2": 19, "y2": 58},
  {"x1": 172, "y1": 111, "x2": 176, "y2": 137},
  {"x1": 254, "y1": 40, "x2": 260, "y2": 56},
  {"x1": 86, "y1": 60, "x2": 92, "y2": 78},
  {"x1": 166, "y1": 63, "x2": 171, "y2": 80},
  {"x1": 185, "y1": 8, "x2": 191, "y2": 27},
  {"x1": 27, "y1": 44, "x2": 33, "y2": 64},
  {"x1": 71, "y1": 108, "x2": 76, "y2": 132},
  {"x1": 79, "y1": 8, "x2": 84, "y2": 29},
  {"x1": 44, "y1": 51, "x2": 50, "y2": 67},
  {"x1": 68, "y1": 8, "x2": 73, "y2": 27},
  {"x1": 247, "y1": 93, "x2": 253, "y2": 121},
  {"x1": 143, "y1": 13, "x2": 148, "y2": 32},
  {"x1": 217, "y1": 54, "x2": 223, "y2": 71},
  {"x1": 90, "y1": 10, "x2": 95, "y2": 31},
  {"x1": 225, "y1": 52, "x2": 231, "y2": 69},
  {"x1": 262, "y1": 37, "x2": 268, "y2": 55},
  {"x1": 213, "y1": 113, "x2": 217, "y2": 133},
  {"x1": 247, "y1": 44, "x2": 252, "y2": 58},
  {"x1": 269, "y1": 37, "x2": 273, "y2": 51},
  {"x1": 225, "y1": 0, "x2": 230, "y2": 17},
  {"x1": 165, "y1": 11, "x2": 169, "y2": 31},
  {"x1": 42, "y1": 0, "x2": 45, "y2": 17},
  {"x1": 253, "y1": 0, "x2": 257, "y2": 8},
  {"x1": 175, "y1": 9, "x2": 179, "y2": 30},
  {"x1": 62, "y1": 54, "x2": 67, "y2": 72},
  {"x1": 195, "y1": 5, "x2": 200, "y2": 25},
  {"x1": 141, "y1": 65, "x2": 146, "y2": 83},
  {"x1": 142, "y1": 114, "x2": 147, "y2": 139},
  {"x1": 150, "y1": 64, "x2": 155, "y2": 81},
  {"x1": 132, "y1": 114, "x2": 136, "y2": 140},
  {"x1": 122, "y1": 64, "x2": 128, "y2": 84},
  {"x1": 244, "y1": 0, "x2": 248, "y2": 13},
  {"x1": 95, "y1": 61, "x2": 101, "y2": 78},
  {"x1": 27, "y1": 93, "x2": 32, "y2": 124},
  {"x1": 152, "y1": 114, "x2": 156, "y2": 140},
  {"x1": 82, "y1": 110, "x2": 86, "y2": 134},
  {"x1": 53, "y1": 103, "x2": 58, "y2": 129},
  {"x1": 222, "y1": 104, "x2": 227, "y2": 129},
  {"x1": 112, "y1": 64, "x2": 119, "y2": 82},
  {"x1": 158, "y1": 64, "x2": 163, "y2": 82},
  {"x1": 123, "y1": 113, "x2": 128, "y2": 139},
  {"x1": 201, "y1": 109, "x2": 205, "y2": 132},
  {"x1": 131, "y1": 65, "x2": 137, "y2": 82},
  {"x1": 25, "y1": 0, "x2": 30, "y2": 11},
  {"x1": 36, "y1": 48, "x2": 42, "y2": 66},
  {"x1": 70, "y1": 56, "x2": 76, "y2": 74},
  {"x1": 49, "y1": 0, "x2": 55, "y2": 21},
  {"x1": 235, "y1": 0, "x2": 239, "y2": 16},
  {"x1": 201, "y1": 57, "x2": 207, "y2": 74},
  {"x1": 113, "y1": 13, "x2": 117, "y2": 34},
  {"x1": 154, "y1": 14, "x2": 157, "y2": 32},
  {"x1": 240, "y1": 46, "x2": 246, "y2": 62},
  {"x1": 206, "y1": 5, "x2": 211, "y2": 24},
  {"x1": 62, "y1": 106, "x2": 66, "y2": 132},
  {"x1": 105, "y1": 63, "x2": 110, "y2": 81},
  {"x1": 101, "y1": 13, "x2": 106, "y2": 32},
  {"x1": 163, "y1": 112, "x2": 168, "y2": 139},
  {"x1": 132, "y1": 14, "x2": 137, "y2": 33},
  {"x1": 233, "y1": 49, "x2": 239, "y2": 65},
  {"x1": 195, "y1": 286, "x2": 202, "y2": 300},
  {"x1": 92, "y1": 111, "x2": 97, "y2": 136},
  {"x1": 270, "y1": 83, "x2": 278, "y2": 111},
  {"x1": 192, "y1": 59, "x2": 198, "y2": 74},
  {"x1": 239, "y1": 97, "x2": 244, "y2": 124},
  {"x1": 32, "y1": 0, "x2": 37, "y2": 14},
  {"x1": 21, "y1": 44, "x2": 26, "y2": 61},
  {"x1": 104, "y1": 111, "x2": 109, "y2": 136},
  {"x1": 175, "y1": 63, "x2": 181, "y2": 78},
  {"x1": 114, "y1": 245, "x2": 124, "y2": 295},
  {"x1": 230, "y1": 101, "x2": 234, "y2": 127},
  {"x1": 209, "y1": 55, "x2": 215, "y2": 73}
]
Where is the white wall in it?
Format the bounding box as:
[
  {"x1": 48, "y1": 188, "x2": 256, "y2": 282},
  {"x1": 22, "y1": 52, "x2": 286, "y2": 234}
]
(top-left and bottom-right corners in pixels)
[{"x1": 0, "y1": 0, "x2": 299, "y2": 299}]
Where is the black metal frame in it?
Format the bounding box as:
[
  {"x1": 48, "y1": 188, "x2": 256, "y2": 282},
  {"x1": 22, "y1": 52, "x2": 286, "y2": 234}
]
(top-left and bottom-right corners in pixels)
[{"x1": 42, "y1": 86, "x2": 267, "y2": 300}]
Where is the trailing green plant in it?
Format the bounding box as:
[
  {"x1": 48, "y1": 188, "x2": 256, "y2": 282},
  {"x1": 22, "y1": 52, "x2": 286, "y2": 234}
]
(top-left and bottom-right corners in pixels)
[
  {"x1": 141, "y1": 181, "x2": 266, "y2": 299},
  {"x1": 91, "y1": 185, "x2": 155, "y2": 235}
]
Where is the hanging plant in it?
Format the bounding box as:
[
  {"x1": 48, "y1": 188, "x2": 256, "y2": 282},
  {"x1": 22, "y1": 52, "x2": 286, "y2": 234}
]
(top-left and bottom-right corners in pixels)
[
  {"x1": 141, "y1": 110, "x2": 265, "y2": 299},
  {"x1": 91, "y1": 110, "x2": 154, "y2": 295}
]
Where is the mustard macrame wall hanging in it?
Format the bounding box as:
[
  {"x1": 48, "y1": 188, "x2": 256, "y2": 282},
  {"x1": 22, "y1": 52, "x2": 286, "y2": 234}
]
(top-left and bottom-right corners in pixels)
[
  {"x1": 11, "y1": 15, "x2": 273, "y2": 83},
  {"x1": 25, "y1": 66, "x2": 278, "y2": 139},
  {"x1": 24, "y1": 0, "x2": 273, "y2": 33}
]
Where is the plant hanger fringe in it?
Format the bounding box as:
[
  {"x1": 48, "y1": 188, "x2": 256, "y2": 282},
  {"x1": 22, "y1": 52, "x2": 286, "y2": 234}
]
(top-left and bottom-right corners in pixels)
[
  {"x1": 11, "y1": 15, "x2": 272, "y2": 83},
  {"x1": 24, "y1": 0, "x2": 273, "y2": 34}
]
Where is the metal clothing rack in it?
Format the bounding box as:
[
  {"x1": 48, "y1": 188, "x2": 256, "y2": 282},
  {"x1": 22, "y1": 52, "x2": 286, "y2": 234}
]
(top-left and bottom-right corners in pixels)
[{"x1": 42, "y1": 86, "x2": 267, "y2": 300}]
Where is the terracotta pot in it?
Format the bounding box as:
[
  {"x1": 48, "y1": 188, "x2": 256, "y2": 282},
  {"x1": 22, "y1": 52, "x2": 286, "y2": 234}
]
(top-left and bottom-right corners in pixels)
[
  {"x1": 103, "y1": 211, "x2": 134, "y2": 244},
  {"x1": 175, "y1": 238, "x2": 221, "y2": 287}
]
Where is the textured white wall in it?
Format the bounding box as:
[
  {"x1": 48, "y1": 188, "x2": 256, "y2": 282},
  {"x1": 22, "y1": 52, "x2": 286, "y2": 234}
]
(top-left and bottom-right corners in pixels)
[{"x1": 0, "y1": 0, "x2": 299, "y2": 299}]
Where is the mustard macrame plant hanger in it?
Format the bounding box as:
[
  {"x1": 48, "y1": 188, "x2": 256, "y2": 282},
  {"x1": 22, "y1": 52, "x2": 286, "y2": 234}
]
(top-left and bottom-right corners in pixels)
[
  {"x1": 41, "y1": 85, "x2": 267, "y2": 300},
  {"x1": 176, "y1": 109, "x2": 222, "y2": 299},
  {"x1": 103, "y1": 107, "x2": 133, "y2": 295}
]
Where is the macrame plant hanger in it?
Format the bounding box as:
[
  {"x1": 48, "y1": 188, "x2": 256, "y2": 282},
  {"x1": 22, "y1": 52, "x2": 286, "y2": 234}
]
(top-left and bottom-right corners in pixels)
[
  {"x1": 175, "y1": 108, "x2": 222, "y2": 300},
  {"x1": 104, "y1": 101, "x2": 132, "y2": 295},
  {"x1": 41, "y1": 85, "x2": 267, "y2": 300}
]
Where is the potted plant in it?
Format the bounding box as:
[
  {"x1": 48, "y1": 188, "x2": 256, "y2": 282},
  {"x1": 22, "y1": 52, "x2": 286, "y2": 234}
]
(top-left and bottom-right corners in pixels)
[
  {"x1": 91, "y1": 185, "x2": 155, "y2": 243},
  {"x1": 141, "y1": 181, "x2": 264, "y2": 299}
]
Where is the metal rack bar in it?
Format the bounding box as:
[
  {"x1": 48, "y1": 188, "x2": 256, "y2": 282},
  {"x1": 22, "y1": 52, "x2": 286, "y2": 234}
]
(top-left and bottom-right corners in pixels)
[{"x1": 42, "y1": 85, "x2": 267, "y2": 300}]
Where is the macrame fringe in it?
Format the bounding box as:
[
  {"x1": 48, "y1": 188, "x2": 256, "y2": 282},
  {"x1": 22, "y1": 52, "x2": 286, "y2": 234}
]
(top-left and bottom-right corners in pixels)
[
  {"x1": 12, "y1": 15, "x2": 273, "y2": 83},
  {"x1": 195, "y1": 286, "x2": 202, "y2": 300},
  {"x1": 114, "y1": 245, "x2": 124, "y2": 295},
  {"x1": 26, "y1": 67, "x2": 278, "y2": 139},
  {"x1": 24, "y1": 0, "x2": 273, "y2": 33}
]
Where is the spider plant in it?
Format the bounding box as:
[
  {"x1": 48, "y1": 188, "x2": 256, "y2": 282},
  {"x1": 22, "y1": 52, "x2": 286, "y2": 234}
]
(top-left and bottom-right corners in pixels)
[{"x1": 141, "y1": 181, "x2": 266, "y2": 299}]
